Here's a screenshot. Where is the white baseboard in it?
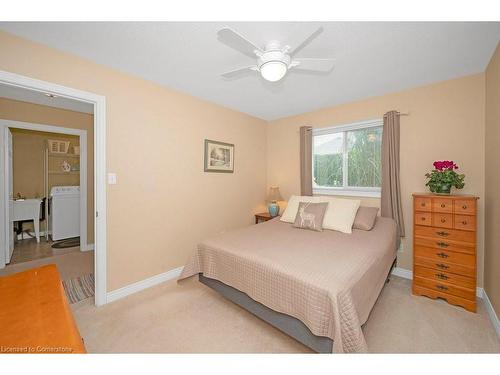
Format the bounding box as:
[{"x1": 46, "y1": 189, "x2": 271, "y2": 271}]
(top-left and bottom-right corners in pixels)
[
  {"x1": 16, "y1": 230, "x2": 48, "y2": 240},
  {"x1": 391, "y1": 266, "x2": 483, "y2": 298},
  {"x1": 81, "y1": 243, "x2": 94, "y2": 251},
  {"x1": 476, "y1": 287, "x2": 484, "y2": 299},
  {"x1": 483, "y1": 290, "x2": 500, "y2": 340},
  {"x1": 106, "y1": 266, "x2": 184, "y2": 304},
  {"x1": 391, "y1": 266, "x2": 413, "y2": 280}
]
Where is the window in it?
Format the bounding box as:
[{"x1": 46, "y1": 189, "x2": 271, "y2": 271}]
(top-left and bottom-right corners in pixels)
[{"x1": 312, "y1": 119, "x2": 383, "y2": 197}]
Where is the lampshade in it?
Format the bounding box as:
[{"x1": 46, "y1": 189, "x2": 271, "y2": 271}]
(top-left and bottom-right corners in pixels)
[
  {"x1": 267, "y1": 186, "x2": 283, "y2": 202},
  {"x1": 260, "y1": 61, "x2": 287, "y2": 82}
]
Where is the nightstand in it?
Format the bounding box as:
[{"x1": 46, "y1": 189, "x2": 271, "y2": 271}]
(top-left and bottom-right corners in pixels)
[{"x1": 255, "y1": 212, "x2": 274, "y2": 224}]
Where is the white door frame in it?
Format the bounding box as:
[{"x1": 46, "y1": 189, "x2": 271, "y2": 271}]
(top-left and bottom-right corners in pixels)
[
  {"x1": 0, "y1": 119, "x2": 88, "y2": 251},
  {"x1": 0, "y1": 70, "x2": 107, "y2": 306}
]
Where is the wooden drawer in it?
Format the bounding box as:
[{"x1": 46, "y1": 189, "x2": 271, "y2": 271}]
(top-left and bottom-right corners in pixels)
[
  {"x1": 414, "y1": 226, "x2": 475, "y2": 243},
  {"x1": 432, "y1": 213, "x2": 453, "y2": 229},
  {"x1": 414, "y1": 246, "x2": 475, "y2": 266},
  {"x1": 414, "y1": 256, "x2": 475, "y2": 278},
  {"x1": 413, "y1": 193, "x2": 478, "y2": 313},
  {"x1": 414, "y1": 197, "x2": 432, "y2": 212},
  {"x1": 414, "y1": 237, "x2": 475, "y2": 254},
  {"x1": 432, "y1": 198, "x2": 453, "y2": 213},
  {"x1": 413, "y1": 284, "x2": 476, "y2": 312},
  {"x1": 414, "y1": 276, "x2": 475, "y2": 300},
  {"x1": 415, "y1": 213, "x2": 432, "y2": 226},
  {"x1": 454, "y1": 214, "x2": 476, "y2": 231},
  {"x1": 454, "y1": 199, "x2": 476, "y2": 215},
  {"x1": 414, "y1": 266, "x2": 475, "y2": 289}
]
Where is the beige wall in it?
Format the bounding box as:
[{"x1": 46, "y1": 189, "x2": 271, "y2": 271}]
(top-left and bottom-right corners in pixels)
[
  {"x1": 0, "y1": 31, "x2": 268, "y2": 291},
  {"x1": 485, "y1": 43, "x2": 500, "y2": 313},
  {"x1": 0, "y1": 29, "x2": 493, "y2": 295},
  {"x1": 11, "y1": 130, "x2": 80, "y2": 198},
  {"x1": 0, "y1": 98, "x2": 94, "y2": 242},
  {"x1": 267, "y1": 74, "x2": 486, "y2": 286}
]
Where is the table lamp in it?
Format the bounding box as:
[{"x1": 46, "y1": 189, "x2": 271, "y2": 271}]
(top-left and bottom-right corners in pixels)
[{"x1": 267, "y1": 186, "x2": 283, "y2": 217}]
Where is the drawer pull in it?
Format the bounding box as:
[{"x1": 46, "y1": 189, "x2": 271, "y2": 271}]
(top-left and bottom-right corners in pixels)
[
  {"x1": 462, "y1": 205, "x2": 467, "y2": 209},
  {"x1": 440, "y1": 218, "x2": 446, "y2": 223},
  {"x1": 436, "y1": 285, "x2": 449, "y2": 291},
  {"x1": 462, "y1": 220, "x2": 467, "y2": 225},
  {"x1": 436, "y1": 231, "x2": 449, "y2": 237},
  {"x1": 436, "y1": 273, "x2": 449, "y2": 280},
  {"x1": 437, "y1": 252, "x2": 449, "y2": 258},
  {"x1": 436, "y1": 263, "x2": 450, "y2": 269},
  {"x1": 421, "y1": 203, "x2": 425, "y2": 207},
  {"x1": 440, "y1": 203, "x2": 446, "y2": 208},
  {"x1": 421, "y1": 217, "x2": 426, "y2": 221},
  {"x1": 437, "y1": 242, "x2": 449, "y2": 248}
]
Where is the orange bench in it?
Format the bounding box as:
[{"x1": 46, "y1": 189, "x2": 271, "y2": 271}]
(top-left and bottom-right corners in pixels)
[{"x1": 0, "y1": 264, "x2": 86, "y2": 353}]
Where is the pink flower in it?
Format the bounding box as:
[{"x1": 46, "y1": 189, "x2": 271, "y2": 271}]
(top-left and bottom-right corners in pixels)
[{"x1": 433, "y1": 160, "x2": 459, "y2": 171}]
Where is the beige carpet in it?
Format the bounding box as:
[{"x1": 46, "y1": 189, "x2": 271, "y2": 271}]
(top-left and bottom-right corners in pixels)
[{"x1": 71, "y1": 275, "x2": 500, "y2": 353}]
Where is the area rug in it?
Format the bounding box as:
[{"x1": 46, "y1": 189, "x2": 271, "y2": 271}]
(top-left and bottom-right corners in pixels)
[
  {"x1": 52, "y1": 237, "x2": 80, "y2": 249},
  {"x1": 63, "y1": 273, "x2": 95, "y2": 304}
]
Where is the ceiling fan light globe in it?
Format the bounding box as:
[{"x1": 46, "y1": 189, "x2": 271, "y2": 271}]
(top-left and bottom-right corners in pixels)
[{"x1": 260, "y1": 61, "x2": 287, "y2": 82}]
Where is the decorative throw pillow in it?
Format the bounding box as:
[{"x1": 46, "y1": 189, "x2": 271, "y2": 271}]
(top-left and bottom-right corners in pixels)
[
  {"x1": 280, "y1": 195, "x2": 319, "y2": 223},
  {"x1": 353, "y1": 206, "x2": 379, "y2": 231},
  {"x1": 293, "y1": 202, "x2": 329, "y2": 232},
  {"x1": 316, "y1": 197, "x2": 361, "y2": 234}
]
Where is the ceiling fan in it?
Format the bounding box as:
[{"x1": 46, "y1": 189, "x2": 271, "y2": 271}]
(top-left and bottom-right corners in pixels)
[{"x1": 217, "y1": 26, "x2": 335, "y2": 82}]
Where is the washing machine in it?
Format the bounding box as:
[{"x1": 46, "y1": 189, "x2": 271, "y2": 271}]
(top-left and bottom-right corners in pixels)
[{"x1": 49, "y1": 186, "x2": 80, "y2": 241}]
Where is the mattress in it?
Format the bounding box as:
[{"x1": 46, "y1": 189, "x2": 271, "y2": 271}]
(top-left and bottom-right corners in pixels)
[{"x1": 178, "y1": 216, "x2": 397, "y2": 353}]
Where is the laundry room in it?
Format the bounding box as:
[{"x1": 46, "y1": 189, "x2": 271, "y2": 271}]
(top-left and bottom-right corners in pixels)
[
  {"x1": 10, "y1": 129, "x2": 81, "y2": 261},
  {"x1": 0, "y1": 89, "x2": 95, "y2": 293}
]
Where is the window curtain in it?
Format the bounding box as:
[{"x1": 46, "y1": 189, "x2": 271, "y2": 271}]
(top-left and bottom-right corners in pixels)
[
  {"x1": 300, "y1": 126, "x2": 313, "y2": 196},
  {"x1": 381, "y1": 111, "x2": 405, "y2": 237}
]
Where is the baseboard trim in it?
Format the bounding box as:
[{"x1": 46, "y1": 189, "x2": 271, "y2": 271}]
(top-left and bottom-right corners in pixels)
[
  {"x1": 390, "y1": 267, "x2": 483, "y2": 298},
  {"x1": 106, "y1": 266, "x2": 183, "y2": 304},
  {"x1": 16, "y1": 230, "x2": 48, "y2": 240},
  {"x1": 391, "y1": 266, "x2": 413, "y2": 280},
  {"x1": 81, "y1": 243, "x2": 94, "y2": 251},
  {"x1": 483, "y1": 290, "x2": 500, "y2": 340}
]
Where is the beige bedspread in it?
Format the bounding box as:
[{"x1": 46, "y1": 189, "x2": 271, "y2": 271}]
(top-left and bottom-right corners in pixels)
[{"x1": 178, "y1": 216, "x2": 397, "y2": 353}]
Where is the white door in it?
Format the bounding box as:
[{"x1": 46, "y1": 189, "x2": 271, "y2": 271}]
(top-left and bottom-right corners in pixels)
[{"x1": 6, "y1": 128, "x2": 14, "y2": 263}]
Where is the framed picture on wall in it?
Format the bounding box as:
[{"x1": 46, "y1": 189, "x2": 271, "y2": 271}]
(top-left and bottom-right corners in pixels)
[{"x1": 204, "y1": 139, "x2": 234, "y2": 173}]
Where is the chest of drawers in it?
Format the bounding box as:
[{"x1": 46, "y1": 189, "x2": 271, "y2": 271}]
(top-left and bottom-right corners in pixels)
[{"x1": 412, "y1": 193, "x2": 479, "y2": 312}]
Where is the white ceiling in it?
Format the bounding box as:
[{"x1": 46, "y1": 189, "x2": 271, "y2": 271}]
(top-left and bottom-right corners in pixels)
[
  {"x1": 0, "y1": 83, "x2": 94, "y2": 114},
  {"x1": 1, "y1": 22, "x2": 499, "y2": 120}
]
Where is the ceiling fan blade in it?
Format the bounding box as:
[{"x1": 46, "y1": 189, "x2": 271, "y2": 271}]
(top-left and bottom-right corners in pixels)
[
  {"x1": 289, "y1": 27, "x2": 324, "y2": 56},
  {"x1": 221, "y1": 66, "x2": 259, "y2": 79},
  {"x1": 290, "y1": 58, "x2": 335, "y2": 72},
  {"x1": 217, "y1": 28, "x2": 263, "y2": 58}
]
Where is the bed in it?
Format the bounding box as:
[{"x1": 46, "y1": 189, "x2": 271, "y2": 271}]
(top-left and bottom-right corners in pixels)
[{"x1": 178, "y1": 215, "x2": 398, "y2": 353}]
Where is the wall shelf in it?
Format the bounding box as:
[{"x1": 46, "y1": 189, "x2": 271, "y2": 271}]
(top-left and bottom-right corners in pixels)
[
  {"x1": 48, "y1": 153, "x2": 80, "y2": 158},
  {"x1": 48, "y1": 170, "x2": 80, "y2": 175}
]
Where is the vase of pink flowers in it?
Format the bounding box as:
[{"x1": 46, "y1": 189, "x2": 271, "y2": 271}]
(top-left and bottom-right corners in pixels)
[{"x1": 425, "y1": 160, "x2": 465, "y2": 195}]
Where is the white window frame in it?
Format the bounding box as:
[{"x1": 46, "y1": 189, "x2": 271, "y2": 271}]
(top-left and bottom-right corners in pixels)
[{"x1": 312, "y1": 118, "x2": 383, "y2": 198}]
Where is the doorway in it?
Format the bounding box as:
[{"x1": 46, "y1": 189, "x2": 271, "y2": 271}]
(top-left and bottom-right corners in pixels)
[
  {"x1": 0, "y1": 70, "x2": 107, "y2": 306},
  {"x1": 1, "y1": 124, "x2": 88, "y2": 267}
]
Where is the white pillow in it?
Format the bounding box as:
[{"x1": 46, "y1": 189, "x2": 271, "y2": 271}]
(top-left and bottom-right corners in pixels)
[
  {"x1": 316, "y1": 197, "x2": 361, "y2": 234},
  {"x1": 280, "y1": 195, "x2": 318, "y2": 223}
]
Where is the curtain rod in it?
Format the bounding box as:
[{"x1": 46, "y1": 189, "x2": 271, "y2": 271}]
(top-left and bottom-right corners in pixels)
[{"x1": 303, "y1": 112, "x2": 409, "y2": 132}]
